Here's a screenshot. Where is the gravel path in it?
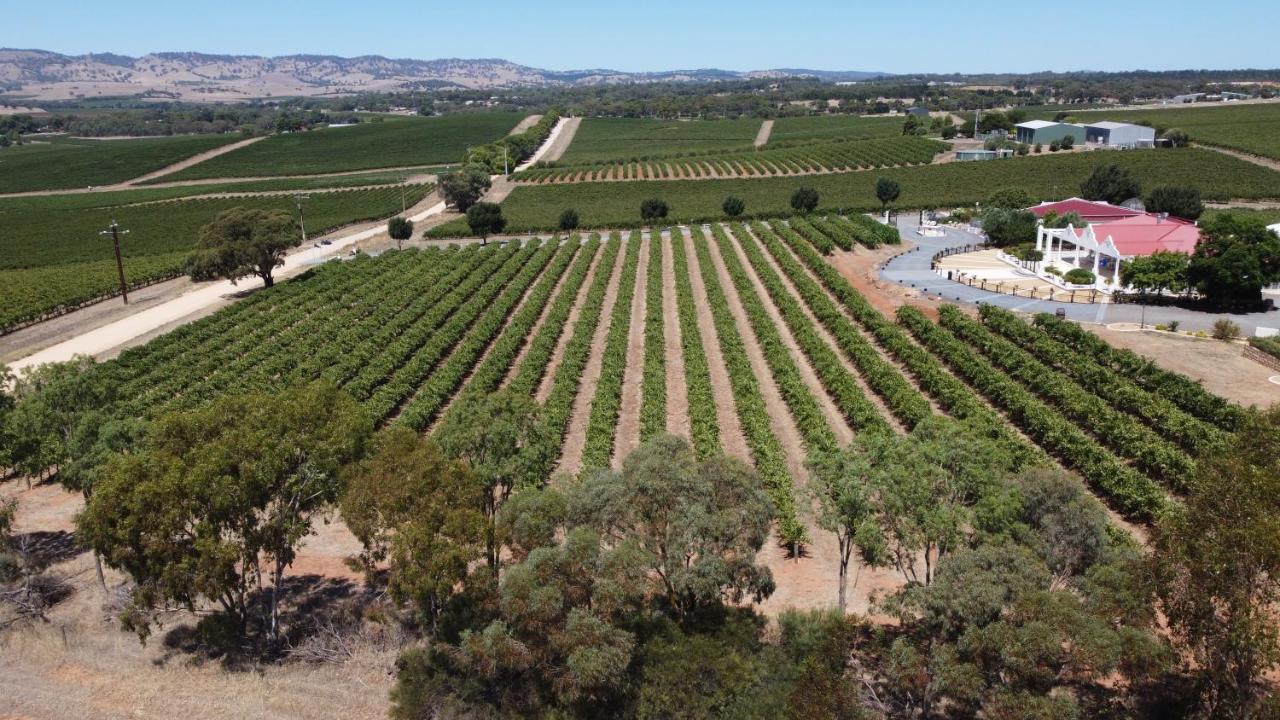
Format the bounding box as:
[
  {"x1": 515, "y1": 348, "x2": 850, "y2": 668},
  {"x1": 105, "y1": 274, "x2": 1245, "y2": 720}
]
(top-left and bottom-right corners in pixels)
[
  {"x1": 555, "y1": 233, "x2": 627, "y2": 474},
  {"x1": 753, "y1": 119, "x2": 774, "y2": 148},
  {"x1": 660, "y1": 231, "x2": 691, "y2": 438},
  {"x1": 613, "y1": 232, "x2": 651, "y2": 464},
  {"x1": 509, "y1": 114, "x2": 543, "y2": 135},
  {"x1": 123, "y1": 136, "x2": 267, "y2": 185},
  {"x1": 681, "y1": 227, "x2": 749, "y2": 461},
  {"x1": 529, "y1": 116, "x2": 580, "y2": 166}
]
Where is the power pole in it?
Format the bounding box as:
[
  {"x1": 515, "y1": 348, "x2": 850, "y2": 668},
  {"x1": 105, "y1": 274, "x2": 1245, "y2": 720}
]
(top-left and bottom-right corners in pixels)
[
  {"x1": 99, "y1": 220, "x2": 130, "y2": 304},
  {"x1": 503, "y1": 145, "x2": 509, "y2": 175},
  {"x1": 294, "y1": 194, "x2": 311, "y2": 243}
]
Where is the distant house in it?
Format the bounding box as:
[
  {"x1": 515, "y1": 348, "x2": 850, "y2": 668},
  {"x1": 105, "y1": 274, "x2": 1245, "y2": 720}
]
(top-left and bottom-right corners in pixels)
[
  {"x1": 1083, "y1": 121, "x2": 1156, "y2": 148},
  {"x1": 906, "y1": 107, "x2": 931, "y2": 117},
  {"x1": 1168, "y1": 93, "x2": 1205, "y2": 104},
  {"x1": 1014, "y1": 120, "x2": 1084, "y2": 145}
]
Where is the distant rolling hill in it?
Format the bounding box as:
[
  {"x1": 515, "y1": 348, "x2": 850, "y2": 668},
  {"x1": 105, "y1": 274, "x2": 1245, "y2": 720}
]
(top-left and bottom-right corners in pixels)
[{"x1": 0, "y1": 48, "x2": 886, "y2": 101}]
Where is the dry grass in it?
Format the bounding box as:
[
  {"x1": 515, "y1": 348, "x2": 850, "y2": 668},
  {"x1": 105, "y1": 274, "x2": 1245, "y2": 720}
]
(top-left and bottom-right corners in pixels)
[{"x1": 1, "y1": 480, "x2": 403, "y2": 720}]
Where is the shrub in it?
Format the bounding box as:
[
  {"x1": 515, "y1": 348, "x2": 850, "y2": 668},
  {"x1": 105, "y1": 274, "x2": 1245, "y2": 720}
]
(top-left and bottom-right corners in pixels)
[
  {"x1": 558, "y1": 208, "x2": 580, "y2": 231},
  {"x1": 1034, "y1": 143, "x2": 1043, "y2": 153},
  {"x1": 1060, "y1": 135, "x2": 1075, "y2": 150},
  {"x1": 1045, "y1": 266, "x2": 1063, "y2": 277},
  {"x1": 1064, "y1": 268, "x2": 1095, "y2": 285},
  {"x1": 1167, "y1": 320, "x2": 1180, "y2": 332},
  {"x1": 790, "y1": 187, "x2": 819, "y2": 214},
  {"x1": 722, "y1": 196, "x2": 746, "y2": 218},
  {"x1": 640, "y1": 198, "x2": 669, "y2": 222},
  {"x1": 1049, "y1": 141, "x2": 1061, "y2": 152},
  {"x1": 1212, "y1": 319, "x2": 1241, "y2": 341}
]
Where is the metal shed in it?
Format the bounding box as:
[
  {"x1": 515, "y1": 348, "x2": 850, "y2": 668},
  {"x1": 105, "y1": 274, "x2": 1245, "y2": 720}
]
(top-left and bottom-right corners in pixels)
[
  {"x1": 1015, "y1": 120, "x2": 1084, "y2": 145},
  {"x1": 1084, "y1": 121, "x2": 1156, "y2": 148}
]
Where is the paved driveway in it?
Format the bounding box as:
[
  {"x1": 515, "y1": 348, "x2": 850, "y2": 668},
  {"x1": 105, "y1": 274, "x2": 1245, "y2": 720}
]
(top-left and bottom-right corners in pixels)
[{"x1": 879, "y1": 216, "x2": 1280, "y2": 335}]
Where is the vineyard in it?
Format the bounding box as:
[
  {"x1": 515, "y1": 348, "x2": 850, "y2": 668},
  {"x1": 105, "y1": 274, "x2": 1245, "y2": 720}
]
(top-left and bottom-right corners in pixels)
[
  {"x1": 83, "y1": 216, "x2": 1241, "y2": 548},
  {"x1": 159, "y1": 112, "x2": 520, "y2": 180},
  {"x1": 0, "y1": 183, "x2": 434, "y2": 334},
  {"x1": 434, "y1": 147, "x2": 1280, "y2": 234},
  {"x1": 554, "y1": 117, "x2": 763, "y2": 164},
  {"x1": 0, "y1": 133, "x2": 242, "y2": 193},
  {"x1": 766, "y1": 115, "x2": 906, "y2": 144},
  {"x1": 512, "y1": 136, "x2": 947, "y2": 184}
]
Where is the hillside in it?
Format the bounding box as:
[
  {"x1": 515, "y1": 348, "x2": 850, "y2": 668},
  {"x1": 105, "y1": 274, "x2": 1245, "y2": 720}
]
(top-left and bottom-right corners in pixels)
[{"x1": 0, "y1": 49, "x2": 884, "y2": 101}]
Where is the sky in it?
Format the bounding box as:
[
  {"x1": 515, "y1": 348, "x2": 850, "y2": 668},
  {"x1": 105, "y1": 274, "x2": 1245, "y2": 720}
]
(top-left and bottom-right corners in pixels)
[{"x1": 8, "y1": 0, "x2": 1279, "y2": 74}]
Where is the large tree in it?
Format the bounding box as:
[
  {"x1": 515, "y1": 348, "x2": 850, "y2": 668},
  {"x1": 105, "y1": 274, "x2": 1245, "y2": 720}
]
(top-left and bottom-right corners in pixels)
[
  {"x1": 387, "y1": 216, "x2": 413, "y2": 250},
  {"x1": 185, "y1": 207, "x2": 299, "y2": 288},
  {"x1": 340, "y1": 426, "x2": 486, "y2": 627},
  {"x1": 569, "y1": 434, "x2": 775, "y2": 618},
  {"x1": 1187, "y1": 213, "x2": 1280, "y2": 308},
  {"x1": 78, "y1": 382, "x2": 370, "y2": 642},
  {"x1": 1151, "y1": 406, "x2": 1280, "y2": 718},
  {"x1": 438, "y1": 164, "x2": 491, "y2": 212},
  {"x1": 466, "y1": 202, "x2": 506, "y2": 243},
  {"x1": 1079, "y1": 163, "x2": 1142, "y2": 205},
  {"x1": 980, "y1": 207, "x2": 1039, "y2": 248},
  {"x1": 1120, "y1": 250, "x2": 1190, "y2": 296},
  {"x1": 875, "y1": 177, "x2": 901, "y2": 215},
  {"x1": 434, "y1": 390, "x2": 551, "y2": 576},
  {"x1": 1145, "y1": 185, "x2": 1205, "y2": 220}
]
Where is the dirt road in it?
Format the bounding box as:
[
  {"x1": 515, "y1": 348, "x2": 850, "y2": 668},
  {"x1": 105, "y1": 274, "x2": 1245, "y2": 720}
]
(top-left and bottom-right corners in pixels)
[
  {"x1": 753, "y1": 119, "x2": 774, "y2": 147},
  {"x1": 123, "y1": 135, "x2": 266, "y2": 185},
  {"x1": 526, "y1": 116, "x2": 580, "y2": 166},
  {"x1": 7, "y1": 191, "x2": 452, "y2": 374}
]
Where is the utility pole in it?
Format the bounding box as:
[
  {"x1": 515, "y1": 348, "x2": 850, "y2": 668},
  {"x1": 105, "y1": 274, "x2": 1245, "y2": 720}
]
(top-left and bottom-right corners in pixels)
[
  {"x1": 294, "y1": 194, "x2": 311, "y2": 244},
  {"x1": 503, "y1": 145, "x2": 509, "y2": 175},
  {"x1": 99, "y1": 220, "x2": 130, "y2": 304},
  {"x1": 401, "y1": 185, "x2": 406, "y2": 213}
]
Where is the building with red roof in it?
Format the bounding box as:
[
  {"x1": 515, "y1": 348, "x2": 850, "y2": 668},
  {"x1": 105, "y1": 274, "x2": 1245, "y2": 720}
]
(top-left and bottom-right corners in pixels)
[
  {"x1": 1027, "y1": 197, "x2": 1144, "y2": 223},
  {"x1": 1028, "y1": 200, "x2": 1201, "y2": 291}
]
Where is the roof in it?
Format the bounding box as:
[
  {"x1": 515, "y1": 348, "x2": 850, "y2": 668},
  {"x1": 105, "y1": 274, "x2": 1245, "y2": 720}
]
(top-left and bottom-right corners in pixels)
[
  {"x1": 1027, "y1": 198, "x2": 1144, "y2": 222},
  {"x1": 1084, "y1": 121, "x2": 1133, "y2": 130},
  {"x1": 1093, "y1": 215, "x2": 1200, "y2": 256},
  {"x1": 1016, "y1": 120, "x2": 1058, "y2": 129}
]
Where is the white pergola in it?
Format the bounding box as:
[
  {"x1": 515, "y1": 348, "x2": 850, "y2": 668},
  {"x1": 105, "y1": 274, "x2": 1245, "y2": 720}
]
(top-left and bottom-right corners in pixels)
[{"x1": 1034, "y1": 223, "x2": 1126, "y2": 288}]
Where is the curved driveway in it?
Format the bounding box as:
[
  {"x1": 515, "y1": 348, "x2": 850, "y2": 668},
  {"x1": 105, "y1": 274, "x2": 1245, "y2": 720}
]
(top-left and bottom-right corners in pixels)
[{"x1": 880, "y1": 216, "x2": 1279, "y2": 335}]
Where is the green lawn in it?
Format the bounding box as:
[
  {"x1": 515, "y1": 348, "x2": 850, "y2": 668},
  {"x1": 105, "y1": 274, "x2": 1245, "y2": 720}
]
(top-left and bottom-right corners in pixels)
[
  {"x1": 0, "y1": 134, "x2": 242, "y2": 193},
  {"x1": 1048, "y1": 103, "x2": 1280, "y2": 160},
  {"x1": 767, "y1": 115, "x2": 906, "y2": 145},
  {"x1": 434, "y1": 148, "x2": 1280, "y2": 234},
  {"x1": 164, "y1": 113, "x2": 521, "y2": 180},
  {"x1": 556, "y1": 117, "x2": 762, "y2": 164},
  {"x1": 0, "y1": 184, "x2": 434, "y2": 332}
]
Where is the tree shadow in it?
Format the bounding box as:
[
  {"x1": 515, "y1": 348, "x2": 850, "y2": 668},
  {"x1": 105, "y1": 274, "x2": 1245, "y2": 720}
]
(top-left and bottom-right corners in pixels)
[
  {"x1": 156, "y1": 573, "x2": 391, "y2": 669},
  {"x1": 11, "y1": 530, "x2": 86, "y2": 571}
]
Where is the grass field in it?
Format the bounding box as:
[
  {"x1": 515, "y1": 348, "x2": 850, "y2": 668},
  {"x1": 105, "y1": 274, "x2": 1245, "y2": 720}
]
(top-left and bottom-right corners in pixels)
[
  {"x1": 556, "y1": 117, "x2": 762, "y2": 163},
  {"x1": 0, "y1": 134, "x2": 242, "y2": 193},
  {"x1": 162, "y1": 113, "x2": 520, "y2": 180},
  {"x1": 767, "y1": 115, "x2": 906, "y2": 144},
  {"x1": 438, "y1": 148, "x2": 1280, "y2": 233},
  {"x1": 0, "y1": 184, "x2": 434, "y2": 332},
  {"x1": 1051, "y1": 103, "x2": 1280, "y2": 161}
]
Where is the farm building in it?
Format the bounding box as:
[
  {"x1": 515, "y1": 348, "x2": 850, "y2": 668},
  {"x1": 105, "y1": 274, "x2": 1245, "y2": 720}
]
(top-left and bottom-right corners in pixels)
[
  {"x1": 906, "y1": 107, "x2": 931, "y2": 117},
  {"x1": 956, "y1": 148, "x2": 1015, "y2": 161},
  {"x1": 1015, "y1": 120, "x2": 1084, "y2": 145},
  {"x1": 1083, "y1": 121, "x2": 1156, "y2": 148}
]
